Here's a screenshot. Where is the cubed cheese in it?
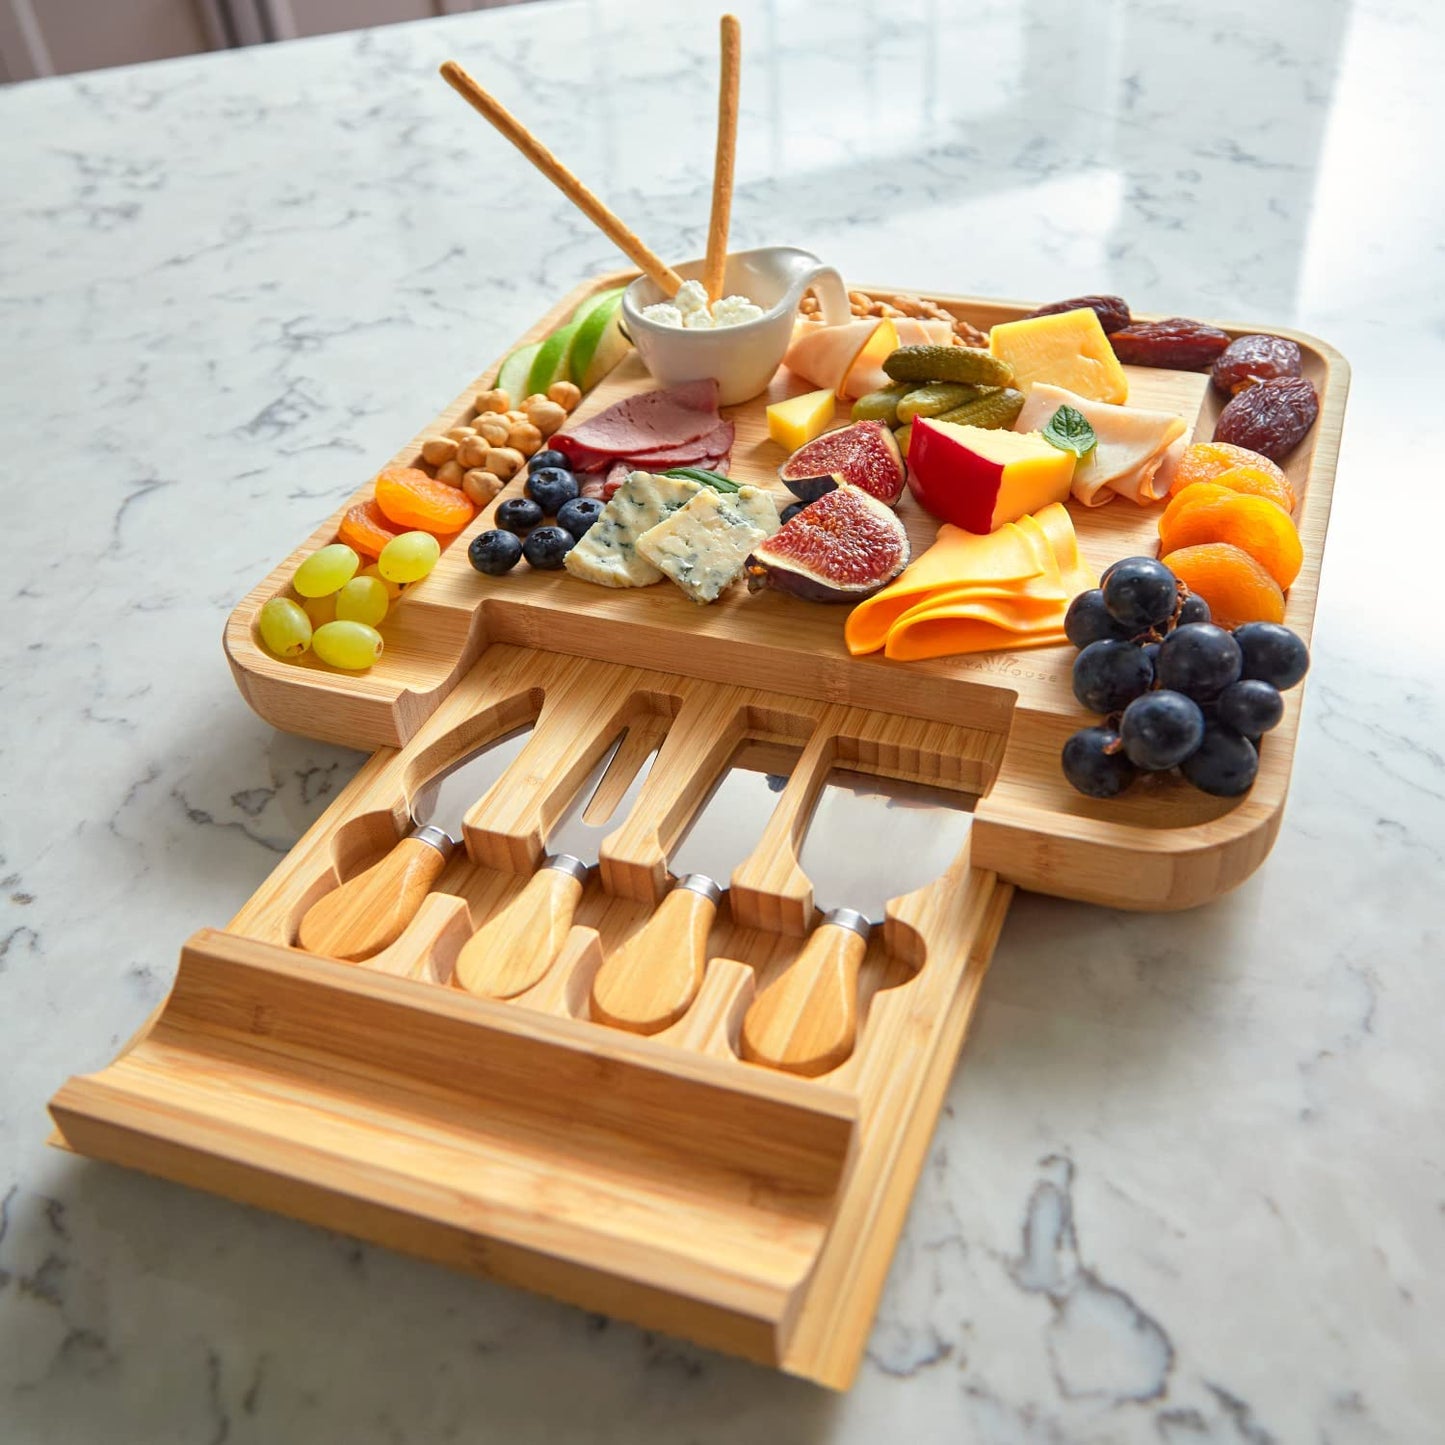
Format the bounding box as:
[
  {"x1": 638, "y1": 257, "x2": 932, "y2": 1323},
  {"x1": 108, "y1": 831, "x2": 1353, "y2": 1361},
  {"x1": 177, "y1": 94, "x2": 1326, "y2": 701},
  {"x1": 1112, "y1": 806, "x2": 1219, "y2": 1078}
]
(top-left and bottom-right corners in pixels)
[
  {"x1": 906, "y1": 420, "x2": 1075, "y2": 534},
  {"x1": 563, "y1": 472, "x2": 700, "y2": 587},
  {"x1": 988, "y1": 308, "x2": 1129, "y2": 404},
  {"x1": 636, "y1": 485, "x2": 780, "y2": 604},
  {"x1": 766, "y1": 388, "x2": 836, "y2": 451}
]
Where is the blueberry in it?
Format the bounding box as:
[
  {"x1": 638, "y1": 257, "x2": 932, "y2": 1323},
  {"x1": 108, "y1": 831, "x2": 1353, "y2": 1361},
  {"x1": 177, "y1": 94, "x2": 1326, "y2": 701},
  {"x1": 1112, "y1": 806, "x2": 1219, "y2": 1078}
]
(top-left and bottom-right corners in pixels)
[
  {"x1": 496, "y1": 497, "x2": 543, "y2": 534},
  {"x1": 556, "y1": 496, "x2": 604, "y2": 540},
  {"x1": 780, "y1": 501, "x2": 808, "y2": 524},
  {"x1": 1071, "y1": 639, "x2": 1154, "y2": 714},
  {"x1": 522, "y1": 524, "x2": 575, "y2": 570},
  {"x1": 1065, "y1": 588, "x2": 1130, "y2": 649},
  {"x1": 1178, "y1": 592, "x2": 1211, "y2": 626},
  {"x1": 1102, "y1": 557, "x2": 1178, "y2": 632},
  {"x1": 1233, "y1": 622, "x2": 1310, "y2": 691},
  {"x1": 1180, "y1": 724, "x2": 1259, "y2": 797},
  {"x1": 528, "y1": 448, "x2": 569, "y2": 474},
  {"x1": 1061, "y1": 726, "x2": 1137, "y2": 798},
  {"x1": 525, "y1": 466, "x2": 579, "y2": 516},
  {"x1": 1155, "y1": 623, "x2": 1242, "y2": 702},
  {"x1": 467, "y1": 528, "x2": 523, "y2": 576},
  {"x1": 1119, "y1": 690, "x2": 1206, "y2": 771},
  {"x1": 1216, "y1": 679, "x2": 1283, "y2": 738}
]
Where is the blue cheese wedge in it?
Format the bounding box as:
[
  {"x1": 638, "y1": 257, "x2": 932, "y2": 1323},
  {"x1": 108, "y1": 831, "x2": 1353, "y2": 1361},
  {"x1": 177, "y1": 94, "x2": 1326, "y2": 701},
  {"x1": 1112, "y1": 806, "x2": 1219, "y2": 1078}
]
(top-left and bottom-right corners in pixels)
[
  {"x1": 563, "y1": 471, "x2": 701, "y2": 587},
  {"x1": 635, "y1": 485, "x2": 781, "y2": 604}
]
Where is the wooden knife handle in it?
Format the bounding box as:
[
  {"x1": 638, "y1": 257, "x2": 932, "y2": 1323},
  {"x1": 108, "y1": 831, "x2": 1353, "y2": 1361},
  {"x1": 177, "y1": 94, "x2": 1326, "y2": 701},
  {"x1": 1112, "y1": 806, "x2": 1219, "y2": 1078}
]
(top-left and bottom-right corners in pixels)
[
  {"x1": 297, "y1": 835, "x2": 449, "y2": 963},
  {"x1": 453, "y1": 859, "x2": 586, "y2": 999},
  {"x1": 590, "y1": 879, "x2": 718, "y2": 1034},
  {"x1": 740, "y1": 918, "x2": 868, "y2": 1077}
]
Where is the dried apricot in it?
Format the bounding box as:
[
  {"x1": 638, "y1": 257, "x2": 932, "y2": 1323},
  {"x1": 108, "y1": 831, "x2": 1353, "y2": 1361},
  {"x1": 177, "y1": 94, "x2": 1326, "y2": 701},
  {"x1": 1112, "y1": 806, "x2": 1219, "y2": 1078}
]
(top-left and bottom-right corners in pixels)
[
  {"x1": 1210, "y1": 464, "x2": 1294, "y2": 515},
  {"x1": 1162, "y1": 544, "x2": 1285, "y2": 628},
  {"x1": 373, "y1": 466, "x2": 475, "y2": 534},
  {"x1": 1167, "y1": 441, "x2": 1290, "y2": 502},
  {"x1": 1159, "y1": 491, "x2": 1302, "y2": 589},
  {"x1": 1159, "y1": 482, "x2": 1234, "y2": 536},
  {"x1": 338, "y1": 498, "x2": 403, "y2": 559}
]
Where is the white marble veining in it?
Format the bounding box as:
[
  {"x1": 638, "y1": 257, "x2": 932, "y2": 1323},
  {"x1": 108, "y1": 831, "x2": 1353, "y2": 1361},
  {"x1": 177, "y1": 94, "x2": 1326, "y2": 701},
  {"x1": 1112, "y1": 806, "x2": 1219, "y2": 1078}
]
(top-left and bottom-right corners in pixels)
[{"x1": 1, "y1": 0, "x2": 1442, "y2": 1438}]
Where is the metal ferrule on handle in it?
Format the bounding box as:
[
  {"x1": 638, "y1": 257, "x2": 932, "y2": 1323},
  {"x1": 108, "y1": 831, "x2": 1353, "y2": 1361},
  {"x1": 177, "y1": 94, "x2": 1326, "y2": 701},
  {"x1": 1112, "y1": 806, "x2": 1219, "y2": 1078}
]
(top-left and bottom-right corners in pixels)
[
  {"x1": 544, "y1": 853, "x2": 591, "y2": 885},
  {"x1": 677, "y1": 874, "x2": 723, "y2": 905},
  {"x1": 822, "y1": 907, "x2": 870, "y2": 940},
  {"x1": 411, "y1": 824, "x2": 456, "y2": 860}
]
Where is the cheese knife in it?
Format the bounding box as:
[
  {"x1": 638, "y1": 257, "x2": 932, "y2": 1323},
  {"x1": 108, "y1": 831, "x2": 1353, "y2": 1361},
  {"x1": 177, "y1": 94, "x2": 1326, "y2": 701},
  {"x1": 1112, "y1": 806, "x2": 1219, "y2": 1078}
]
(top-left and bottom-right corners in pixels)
[
  {"x1": 454, "y1": 729, "x2": 661, "y2": 999},
  {"x1": 297, "y1": 724, "x2": 534, "y2": 963},
  {"x1": 740, "y1": 769, "x2": 975, "y2": 1076},
  {"x1": 590, "y1": 740, "x2": 795, "y2": 1035}
]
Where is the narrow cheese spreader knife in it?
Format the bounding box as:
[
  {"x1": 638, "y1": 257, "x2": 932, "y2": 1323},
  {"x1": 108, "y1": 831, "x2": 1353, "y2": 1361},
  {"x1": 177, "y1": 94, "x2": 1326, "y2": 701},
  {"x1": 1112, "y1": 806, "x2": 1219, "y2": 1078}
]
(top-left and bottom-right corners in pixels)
[
  {"x1": 454, "y1": 730, "x2": 661, "y2": 999},
  {"x1": 740, "y1": 769, "x2": 975, "y2": 1076},
  {"x1": 590, "y1": 741, "x2": 796, "y2": 1035},
  {"x1": 297, "y1": 725, "x2": 535, "y2": 963}
]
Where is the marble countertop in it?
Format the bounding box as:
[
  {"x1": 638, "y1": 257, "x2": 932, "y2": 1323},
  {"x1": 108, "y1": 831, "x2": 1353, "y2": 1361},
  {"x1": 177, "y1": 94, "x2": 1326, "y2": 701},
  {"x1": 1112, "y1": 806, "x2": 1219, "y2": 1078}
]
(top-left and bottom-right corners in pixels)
[{"x1": 2, "y1": 0, "x2": 1440, "y2": 1438}]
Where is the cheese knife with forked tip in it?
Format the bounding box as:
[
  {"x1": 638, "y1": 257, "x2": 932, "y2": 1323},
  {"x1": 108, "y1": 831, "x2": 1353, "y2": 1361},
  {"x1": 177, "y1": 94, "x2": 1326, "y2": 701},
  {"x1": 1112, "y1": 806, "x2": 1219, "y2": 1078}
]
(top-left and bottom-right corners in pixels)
[
  {"x1": 740, "y1": 769, "x2": 975, "y2": 1076},
  {"x1": 590, "y1": 740, "x2": 795, "y2": 1035},
  {"x1": 297, "y1": 725, "x2": 534, "y2": 962},
  {"x1": 454, "y1": 729, "x2": 662, "y2": 1000}
]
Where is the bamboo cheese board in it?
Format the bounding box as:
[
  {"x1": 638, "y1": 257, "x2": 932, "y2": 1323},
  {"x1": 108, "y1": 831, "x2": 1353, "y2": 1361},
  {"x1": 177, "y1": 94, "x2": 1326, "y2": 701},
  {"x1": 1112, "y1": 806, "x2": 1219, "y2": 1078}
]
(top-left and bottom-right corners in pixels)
[{"x1": 50, "y1": 276, "x2": 1347, "y2": 1389}]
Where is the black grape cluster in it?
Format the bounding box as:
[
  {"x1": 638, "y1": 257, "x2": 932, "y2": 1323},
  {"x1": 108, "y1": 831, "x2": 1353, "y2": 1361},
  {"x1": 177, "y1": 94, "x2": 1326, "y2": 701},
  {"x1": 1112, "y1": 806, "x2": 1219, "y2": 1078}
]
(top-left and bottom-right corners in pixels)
[{"x1": 1061, "y1": 557, "x2": 1310, "y2": 799}]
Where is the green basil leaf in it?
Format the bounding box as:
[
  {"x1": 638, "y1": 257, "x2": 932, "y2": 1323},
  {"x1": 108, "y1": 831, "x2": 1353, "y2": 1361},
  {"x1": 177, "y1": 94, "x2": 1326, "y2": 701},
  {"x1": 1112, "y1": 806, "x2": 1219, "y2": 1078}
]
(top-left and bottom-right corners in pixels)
[
  {"x1": 660, "y1": 467, "x2": 740, "y2": 492},
  {"x1": 1041, "y1": 405, "x2": 1097, "y2": 459}
]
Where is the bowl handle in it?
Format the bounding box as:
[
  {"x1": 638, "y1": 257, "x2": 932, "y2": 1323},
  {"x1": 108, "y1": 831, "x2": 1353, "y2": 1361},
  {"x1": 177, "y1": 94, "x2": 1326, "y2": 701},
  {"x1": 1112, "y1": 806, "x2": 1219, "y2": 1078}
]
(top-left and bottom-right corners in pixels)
[{"x1": 801, "y1": 265, "x2": 852, "y2": 326}]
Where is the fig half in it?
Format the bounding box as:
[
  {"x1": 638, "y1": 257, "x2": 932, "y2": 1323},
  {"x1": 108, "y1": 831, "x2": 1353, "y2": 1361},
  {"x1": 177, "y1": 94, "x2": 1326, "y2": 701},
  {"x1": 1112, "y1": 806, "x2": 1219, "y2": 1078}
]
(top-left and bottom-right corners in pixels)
[
  {"x1": 745, "y1": 484, "x2": 909, "y2": 602},
  {"x1": 777, "y1": 420, "x2": 907, "y2": 505}
]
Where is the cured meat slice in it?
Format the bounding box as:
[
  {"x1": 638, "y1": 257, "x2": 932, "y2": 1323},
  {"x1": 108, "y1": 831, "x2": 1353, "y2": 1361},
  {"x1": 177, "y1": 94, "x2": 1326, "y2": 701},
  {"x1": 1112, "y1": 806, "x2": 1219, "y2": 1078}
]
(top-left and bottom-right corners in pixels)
[
  {"x1": 553, "y1": 379, "x2": 722, "y2": 465},
  {"x1": 623, "y1": 421, "x2": 736, "y2": 468}
]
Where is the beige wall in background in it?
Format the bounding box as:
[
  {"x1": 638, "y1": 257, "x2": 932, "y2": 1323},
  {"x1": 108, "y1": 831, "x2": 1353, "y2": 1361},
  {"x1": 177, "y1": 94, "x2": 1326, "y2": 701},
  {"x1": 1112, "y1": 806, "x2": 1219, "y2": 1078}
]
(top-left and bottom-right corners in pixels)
[{"x1": 0, "y1": 0, "x2": 527, "y2": 81}]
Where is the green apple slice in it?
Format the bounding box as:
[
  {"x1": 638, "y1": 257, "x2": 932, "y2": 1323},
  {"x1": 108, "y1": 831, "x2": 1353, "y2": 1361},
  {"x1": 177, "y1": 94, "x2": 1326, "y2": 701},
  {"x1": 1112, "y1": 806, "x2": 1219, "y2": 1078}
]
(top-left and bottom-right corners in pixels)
[
  {"x1": 570, "y1": 292, "x2": 630, "y2": 389},
  {"x1": 525, "y1": 319, "x2": 580, "y2": 398},
  {"x1": 570, "y1": 284, "x2": 626, "y2": 328},
  {"x1": 578, "y1": 305, "x2": 631, "y2": 390},
  {"x1": 496, "y1": 341, "x2": 541, "y2": 404}
]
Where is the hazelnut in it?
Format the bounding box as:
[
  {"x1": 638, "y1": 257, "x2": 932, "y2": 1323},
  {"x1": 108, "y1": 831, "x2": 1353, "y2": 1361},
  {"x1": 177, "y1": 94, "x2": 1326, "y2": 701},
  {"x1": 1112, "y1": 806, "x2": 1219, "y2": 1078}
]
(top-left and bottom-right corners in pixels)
[
  {"x1": 475, "y1": 389, "x2": 510, "y2": 414},
  {"x1": 462, "y1": 469, "x2": 502, "y2": 507},
  {"x1": 435, "y1": 459, "x2": 465, "y2": 488},
  {"x1": 506, "y1": 420, "x2": 544, "y2": 457},
  {"x1": 421, "y1": 436, "x2": 458, "y2": 467},
  {"x1": 476, "y1": 415, "x2": 510, "y2": 447},
  {"x1": 456, "y1": 435, "x2": 490, "y2": 470},
  {"x1": 522, "y1": 397, "x2": 567, "y2": 436},
  {"x1": 546, "y1": 380, "x2": 582, "y2": 412},
  {"x1": 482, "y1": 447, "x2": 525, "y2": 481}
]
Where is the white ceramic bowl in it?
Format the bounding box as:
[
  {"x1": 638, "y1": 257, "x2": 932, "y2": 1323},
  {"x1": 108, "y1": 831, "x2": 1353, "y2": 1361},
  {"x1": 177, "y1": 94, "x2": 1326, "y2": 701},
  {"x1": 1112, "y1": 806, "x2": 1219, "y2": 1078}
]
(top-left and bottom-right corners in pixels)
[{"x1": 622, "y1": 246, "x2": 851, "y2": 406}]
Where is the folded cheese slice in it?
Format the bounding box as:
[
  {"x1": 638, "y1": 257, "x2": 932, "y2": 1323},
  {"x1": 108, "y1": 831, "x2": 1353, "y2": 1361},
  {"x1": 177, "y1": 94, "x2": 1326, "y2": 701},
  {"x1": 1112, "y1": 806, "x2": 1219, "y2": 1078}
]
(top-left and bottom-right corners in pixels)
[{"x1": 1014, "y1": 383, "x2": 1188, "y2": 507}]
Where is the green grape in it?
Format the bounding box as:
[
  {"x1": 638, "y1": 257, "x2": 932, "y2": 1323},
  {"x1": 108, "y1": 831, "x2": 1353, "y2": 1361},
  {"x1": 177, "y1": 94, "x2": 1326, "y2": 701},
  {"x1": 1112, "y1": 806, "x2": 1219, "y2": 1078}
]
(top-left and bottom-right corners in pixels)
[
  {"x1": 312, "y1": 620, "x2": 384, "y2": 671},
  {"x1": 258, "y1": 597, "x2": 312, "y2": 658},
  {"x1": 294, "y1": 543, "x2": 360, "y2": 597},
  {"x1": 302, "y1": 592, "x2": 337, "y2": 628},
  {"x1": 378, "y1": 530, "x2": 440, "y2": 584},
  {"x1": 335, "y1": 575, "x2": 389, "y2": 627},
  {"x1": 359, "y1": 562, "x2": 404, "y2": 602}
]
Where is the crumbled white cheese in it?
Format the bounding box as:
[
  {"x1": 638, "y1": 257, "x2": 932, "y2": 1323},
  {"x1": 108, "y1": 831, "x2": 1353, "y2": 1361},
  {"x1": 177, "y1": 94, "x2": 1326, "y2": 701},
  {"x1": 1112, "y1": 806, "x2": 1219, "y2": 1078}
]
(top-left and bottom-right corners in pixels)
[
  {"x1": 674, "y1": 279, "x2": 710, "y2": 315},
  {"x1": 638, "y1": 283, "x2": 766, "y2": 330},
  {"x1": 640, "y1": 302, "x2": 683, "y2": 326}
]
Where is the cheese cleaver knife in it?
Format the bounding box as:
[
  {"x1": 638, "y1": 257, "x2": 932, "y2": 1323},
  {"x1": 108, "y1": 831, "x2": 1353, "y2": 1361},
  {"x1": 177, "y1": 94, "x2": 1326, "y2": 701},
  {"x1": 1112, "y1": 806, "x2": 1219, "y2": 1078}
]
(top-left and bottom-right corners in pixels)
[
  {"x1": 454, "y1": 728, "x2": 662, "y2": 999},
  {"x1": 590, "y1": 740, "x2": 796, "y2": 1035},
  {"x1": 297, "y1": 724, "x2": 535, "y2": 963},
  {"x1": 740, "y1": 769, "x2": 975, "y2": 1076}
]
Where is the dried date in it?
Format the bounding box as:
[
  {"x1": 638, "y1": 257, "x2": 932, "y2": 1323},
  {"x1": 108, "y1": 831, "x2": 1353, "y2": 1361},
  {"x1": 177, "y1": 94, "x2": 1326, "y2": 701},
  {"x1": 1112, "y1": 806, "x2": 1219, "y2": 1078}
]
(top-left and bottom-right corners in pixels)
[
  {"x1": 1210, "y1": 334, "x2": 1303, "y2": 395},
  {"x1": 1025, "y1": 294, "x2": 1132, "y2": 334},
  {"x1": 1213, "y1": 376, "x2": 1319, "y2": 460},
  {"x1": 1109, "y1": 317, "x2": 1231, "y2": 370}
]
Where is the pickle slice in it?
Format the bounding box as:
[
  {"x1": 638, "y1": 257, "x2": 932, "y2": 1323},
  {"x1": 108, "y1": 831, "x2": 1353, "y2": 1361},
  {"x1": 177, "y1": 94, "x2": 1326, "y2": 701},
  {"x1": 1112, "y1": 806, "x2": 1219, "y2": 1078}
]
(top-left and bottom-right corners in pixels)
[
  {"x1": 934, "y1": 388, "x2": 1026, "y2": 430},
  {"x1": 883, "y1": 344, "x2": 1015, "y2": 388},
  {"x1": 850, "y1": 382, "x2": 915, "y2": 426},
  {"x1": 895, "y1": 382, "x2": 990, "y2": 424}
]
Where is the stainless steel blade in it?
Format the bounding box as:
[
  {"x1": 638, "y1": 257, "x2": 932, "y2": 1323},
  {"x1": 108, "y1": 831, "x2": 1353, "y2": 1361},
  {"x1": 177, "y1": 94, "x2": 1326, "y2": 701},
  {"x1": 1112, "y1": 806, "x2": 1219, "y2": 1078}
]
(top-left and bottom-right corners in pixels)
[
  {"x1": 669, "y1": 740, "x2": 796, "y2": 884},
  {"x1": 798, "y1": 770, "x2": 975, "y2": 924},
  {"x1": 545, "y1": 728, "x2": 661, "y2": 865},
  {"x1": 409, "y1": 724, "x2": 536, "y2": 844}
]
